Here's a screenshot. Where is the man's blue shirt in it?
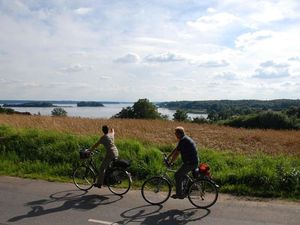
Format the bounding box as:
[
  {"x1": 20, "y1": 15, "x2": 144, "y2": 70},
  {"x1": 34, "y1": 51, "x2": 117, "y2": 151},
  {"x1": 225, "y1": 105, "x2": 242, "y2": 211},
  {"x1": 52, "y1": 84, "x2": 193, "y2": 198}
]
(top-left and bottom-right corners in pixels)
[{"x1": 176, "y1": 135, "x2": 199, "y2": 165}]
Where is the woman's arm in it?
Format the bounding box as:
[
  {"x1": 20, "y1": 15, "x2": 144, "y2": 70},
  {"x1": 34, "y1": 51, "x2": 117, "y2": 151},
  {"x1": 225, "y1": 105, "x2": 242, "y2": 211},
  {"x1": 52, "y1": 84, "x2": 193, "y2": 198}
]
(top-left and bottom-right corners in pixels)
[{"x1": 88, "y1": 137, "x2": 103, "y2": 151}]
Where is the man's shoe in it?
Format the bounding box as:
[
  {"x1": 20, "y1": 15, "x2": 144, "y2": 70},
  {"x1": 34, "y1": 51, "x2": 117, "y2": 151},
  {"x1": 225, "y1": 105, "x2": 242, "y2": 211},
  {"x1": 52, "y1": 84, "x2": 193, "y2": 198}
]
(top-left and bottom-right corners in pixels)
[
  {"x1": 171, "y1": 194, "x2": 185, "y2": 199},
  {"x1": 93, "y1": 183, "x2": 102, "y2": 188}
]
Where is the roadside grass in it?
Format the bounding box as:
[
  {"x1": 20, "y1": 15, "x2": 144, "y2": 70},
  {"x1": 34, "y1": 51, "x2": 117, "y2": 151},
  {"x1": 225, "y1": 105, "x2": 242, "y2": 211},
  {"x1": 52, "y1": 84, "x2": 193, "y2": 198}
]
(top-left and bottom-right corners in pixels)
[{"x1": 0, "y1": 124, "x2": 299, "y2": 199}]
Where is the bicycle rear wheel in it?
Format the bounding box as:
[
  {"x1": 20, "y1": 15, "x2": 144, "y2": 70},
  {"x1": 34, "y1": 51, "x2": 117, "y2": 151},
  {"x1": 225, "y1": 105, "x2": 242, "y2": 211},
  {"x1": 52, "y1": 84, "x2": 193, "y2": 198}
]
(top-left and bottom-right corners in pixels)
[
  {"x1": 188, "y1": 178, "x2": 218, "y2": 208},
  {"x1": 107, "y1": 168, "x2": 132, "y2": 196},
  {"x1": 73, "y1": 165, "x2": 96, "y2": 191},
  {"x1": 141, "y1": 176, "x2": 171, "y2": 205}
]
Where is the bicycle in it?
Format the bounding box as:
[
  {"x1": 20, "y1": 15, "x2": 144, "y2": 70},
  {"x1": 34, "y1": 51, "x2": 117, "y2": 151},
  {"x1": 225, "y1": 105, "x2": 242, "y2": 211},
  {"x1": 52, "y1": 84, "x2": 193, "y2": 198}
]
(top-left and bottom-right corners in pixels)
[
  {"x1": 73, "y1": 149, "x2": 132, "y2": 196},
  {"x1": 141, "y1": 154, "x2": 219, "y2": 208}
]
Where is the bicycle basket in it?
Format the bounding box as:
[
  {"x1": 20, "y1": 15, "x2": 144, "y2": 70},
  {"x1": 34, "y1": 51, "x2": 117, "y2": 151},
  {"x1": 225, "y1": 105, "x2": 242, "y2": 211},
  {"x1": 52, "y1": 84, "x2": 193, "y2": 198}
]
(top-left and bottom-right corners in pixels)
[
  {"x1": 112, "y1": 159, "x2": 130, "y2": 168},
  {"x1": 199, "y1": 163, "x2": 211, "y2": 176},
  {"x1": 79, "y1": 149, "x2": 91, "y2": 159}
]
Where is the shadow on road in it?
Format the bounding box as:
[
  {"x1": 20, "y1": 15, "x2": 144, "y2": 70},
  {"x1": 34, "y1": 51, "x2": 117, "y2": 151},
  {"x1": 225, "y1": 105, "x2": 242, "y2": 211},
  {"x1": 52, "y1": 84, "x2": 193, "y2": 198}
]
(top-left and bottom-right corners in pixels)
[
  {"x1": 8, "y1": 189, "x2": 123, "y2": 222},
  {"x1": 116, "y1": 205, "x2": 210, "y2": 225}
]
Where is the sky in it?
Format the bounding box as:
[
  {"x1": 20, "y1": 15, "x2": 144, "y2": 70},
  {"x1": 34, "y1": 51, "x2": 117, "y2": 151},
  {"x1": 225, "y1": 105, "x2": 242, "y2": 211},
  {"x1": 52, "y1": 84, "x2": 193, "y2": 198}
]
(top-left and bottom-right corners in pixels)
[{"x1": 0, "y1": 0, "x2": 300, "y2": 102}]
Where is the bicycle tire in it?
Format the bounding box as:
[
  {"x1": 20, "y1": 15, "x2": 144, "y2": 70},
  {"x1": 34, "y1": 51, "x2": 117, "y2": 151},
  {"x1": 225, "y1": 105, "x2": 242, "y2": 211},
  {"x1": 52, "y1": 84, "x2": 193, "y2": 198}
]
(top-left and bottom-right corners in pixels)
[
  {"x1": 141, "y1": 176, "x2": 171, "y2": 205},
  {"x1": 73, "y1": 165, "x2": 96, "y2": 191},
  {"x1": 107, "y1": 168, "x2": 132, "y2": 196},
  {"x1": 188, "y1": 178, "x2": 218, "y2": 208}
]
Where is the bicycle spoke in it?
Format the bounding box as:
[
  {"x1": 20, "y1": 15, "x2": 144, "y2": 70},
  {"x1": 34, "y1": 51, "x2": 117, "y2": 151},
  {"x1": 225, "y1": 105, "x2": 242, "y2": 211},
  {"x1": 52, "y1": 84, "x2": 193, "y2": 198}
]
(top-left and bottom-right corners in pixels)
[
  {"x1": 141, "y1": 177, "x2": 171, "y2": 205},
  {"x1": 188, "y1": 179, "x2": 218, "y2": 208},
  {"x1": 73, "y1": 166, "x2": 95, "y2": 191},
  {"x1": 107, "y1": 169, "x2": 131, "y2": 195}
]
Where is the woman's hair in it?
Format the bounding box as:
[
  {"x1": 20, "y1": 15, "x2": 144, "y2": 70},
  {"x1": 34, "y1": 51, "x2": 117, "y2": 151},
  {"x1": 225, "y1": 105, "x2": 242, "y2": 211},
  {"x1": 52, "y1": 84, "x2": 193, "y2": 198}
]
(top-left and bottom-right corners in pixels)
[
  {"x1": 102, "y1": 125, "x2": 109, "y2": 134},
  {"x1": 175, "y1": 126, "x2": 185, "y2": 137}
]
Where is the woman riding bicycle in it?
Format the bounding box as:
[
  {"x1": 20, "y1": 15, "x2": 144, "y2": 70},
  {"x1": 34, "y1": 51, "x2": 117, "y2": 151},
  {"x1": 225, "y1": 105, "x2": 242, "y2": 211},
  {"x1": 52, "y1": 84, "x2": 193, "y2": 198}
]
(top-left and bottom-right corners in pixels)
[
  {"x1": 88, "y1": 125, "x2": 119, "y2": 188},
  {"x1": 167, "y1": 126, "x2": 199, "y2": 199}
]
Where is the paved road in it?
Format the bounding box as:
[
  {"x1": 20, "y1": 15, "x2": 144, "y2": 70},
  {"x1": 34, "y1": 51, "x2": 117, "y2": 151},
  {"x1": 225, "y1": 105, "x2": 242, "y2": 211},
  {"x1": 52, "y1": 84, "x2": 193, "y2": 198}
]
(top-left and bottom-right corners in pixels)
[{"x1": 0, "y1": 176, "x2": 299, "y2": 225}]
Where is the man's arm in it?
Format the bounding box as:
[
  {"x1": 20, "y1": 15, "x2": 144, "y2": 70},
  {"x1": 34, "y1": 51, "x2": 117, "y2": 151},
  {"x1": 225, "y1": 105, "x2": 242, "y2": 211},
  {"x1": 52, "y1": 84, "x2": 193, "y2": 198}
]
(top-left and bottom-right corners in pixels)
[
  {"x1": 169, "y1": 149, "x2": 180, "y2": 164},
  {"x1": 167, "y1": 147, "x2": 180, "y2": 164}
]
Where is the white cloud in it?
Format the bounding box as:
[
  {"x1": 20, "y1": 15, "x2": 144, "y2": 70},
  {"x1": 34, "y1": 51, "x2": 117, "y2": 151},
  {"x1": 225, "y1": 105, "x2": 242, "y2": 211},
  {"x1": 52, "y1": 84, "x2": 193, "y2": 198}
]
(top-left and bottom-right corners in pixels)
[
  {"x1": 288, "y1": 56, "x2": 300, "y2": 62},
  {"x1": 215, "y1": 72, "x2": 237, "y2": 80},
  {"x1": 74, "y1": 7, "x2": 93, "y2": 15},
  {"x1": 143, "y1": 52, "x2": 185, "y2": 63},
  {"x1": 0, "y1": 0, "x2": 300, "y2": 101},
  {"x1": 198, "y1": 60, "x2": 229, "y2": 68},
  {"x1": 187, "y1": 12, "x2": 239, "y2": 32},
  {"x1": 246, "y1": 1, "x2": 300, "y2": 25},
  {"x1": 99, "y1": 75, "x2": 111, "y2": 80},
  {"x1": 235, "y1": 30, "x2": 273, "y2": 49},
  {"x1": 253, "y1": 61, "x2": 290, "y2": 79},
  {"x1": 114, "y1": 53, "x2": 140, "y2": 64},
  {"x1": 135, "y1": 37, "x2": 177, "y2": 45},
  {"x1": 260, "y1": 61, "x2": 288, "y2": 68},
  {"x1": 1, "y1": 0, "x2": 30, "y2": 16},
  {"x1": 21, "y1": 82, "x2": 42, "y2": 88},
  {"x1": 61, "y1": 64, "x2": 94, "y2": 73}
]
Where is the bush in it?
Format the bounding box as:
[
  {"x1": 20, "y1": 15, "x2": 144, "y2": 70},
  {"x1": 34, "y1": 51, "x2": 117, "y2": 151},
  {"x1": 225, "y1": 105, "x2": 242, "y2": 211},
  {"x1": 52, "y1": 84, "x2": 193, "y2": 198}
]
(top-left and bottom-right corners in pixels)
[
  {"x1": 51, "y1": 107, "x2": 67, "y2": 117},
  {"x1": 224, "y1": 111, "x2": 298, "y2": 130},
  {"x1": 0, "y1": 107, "x2": 15, "y2": 114},
  {"x1": 173, "y1": 109, "x2": 188, "y2": 122},
  {"x1": 192, "y1": 116, "x2": 208, "y2": 124}
]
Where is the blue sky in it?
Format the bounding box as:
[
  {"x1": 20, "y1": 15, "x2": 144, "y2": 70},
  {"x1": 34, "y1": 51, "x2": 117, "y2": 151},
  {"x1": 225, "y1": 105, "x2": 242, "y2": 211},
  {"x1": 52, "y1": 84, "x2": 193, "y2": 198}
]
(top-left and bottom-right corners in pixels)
[{"x1": 0, "y1": 0, "x2": 300, "y2": 101}]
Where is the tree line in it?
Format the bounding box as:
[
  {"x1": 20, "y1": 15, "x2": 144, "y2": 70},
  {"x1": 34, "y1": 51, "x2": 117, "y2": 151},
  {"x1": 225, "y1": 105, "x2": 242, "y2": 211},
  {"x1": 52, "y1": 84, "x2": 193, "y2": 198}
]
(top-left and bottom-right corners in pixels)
[{"x1": 113, "y1": 99, "x2": 300, "y2": 130}]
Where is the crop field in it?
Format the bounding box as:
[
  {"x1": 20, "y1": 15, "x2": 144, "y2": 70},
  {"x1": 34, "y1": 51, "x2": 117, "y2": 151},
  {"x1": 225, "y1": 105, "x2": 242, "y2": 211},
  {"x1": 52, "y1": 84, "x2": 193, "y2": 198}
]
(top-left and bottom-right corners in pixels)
[{"x1": 0, "y1": 114, "x2": 299, "y2": 156}]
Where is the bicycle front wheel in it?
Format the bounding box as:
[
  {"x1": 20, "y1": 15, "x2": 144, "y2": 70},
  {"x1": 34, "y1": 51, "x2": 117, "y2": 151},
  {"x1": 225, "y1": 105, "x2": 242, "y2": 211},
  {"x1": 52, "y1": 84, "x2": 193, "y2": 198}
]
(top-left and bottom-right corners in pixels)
[
  {"x1": 141, "y1": 176, "x2": 171, "y2": 205},
  {"x1": 73, "y1": 165, "x2": 96, "y2": 191},
  {"x1": 107, "y1": 168, "x2": 132, "y2": 196},
  {"x1": 188, "y1": 178, "x2": 218, "y2": 208}
]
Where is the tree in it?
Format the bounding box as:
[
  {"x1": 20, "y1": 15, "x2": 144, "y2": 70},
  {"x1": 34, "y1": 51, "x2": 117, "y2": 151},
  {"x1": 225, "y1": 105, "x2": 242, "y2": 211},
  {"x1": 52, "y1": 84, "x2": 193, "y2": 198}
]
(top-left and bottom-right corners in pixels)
[
  {"x1": 132, "y1": 99, "x2": 162, "y2": 119},
  {"x1": 173, "y1": 109, "x2": 188, "y2": 122},
  {"x1": 286, "y1": 106, "x2": 300, "y2": 118},
  {"x1": 51, "y1": 107, "x2": 67, "y2": 117},
  {"x1": 112, "y1": 107, "x2": 134, "y2": 118},
  {"x1": 113, "y1": 98, "x2": 163, "y2": 119}
]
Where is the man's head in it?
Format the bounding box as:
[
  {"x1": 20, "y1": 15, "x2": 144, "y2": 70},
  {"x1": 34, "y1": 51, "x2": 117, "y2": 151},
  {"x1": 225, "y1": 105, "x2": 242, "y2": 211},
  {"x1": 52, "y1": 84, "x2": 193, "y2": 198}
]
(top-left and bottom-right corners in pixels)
[
  {"x1": 102, "y1": 125, "x2": 109, "y2": 134},
  {"x1": 175, "y1": 126, "x2": 185, "y2": 139}
]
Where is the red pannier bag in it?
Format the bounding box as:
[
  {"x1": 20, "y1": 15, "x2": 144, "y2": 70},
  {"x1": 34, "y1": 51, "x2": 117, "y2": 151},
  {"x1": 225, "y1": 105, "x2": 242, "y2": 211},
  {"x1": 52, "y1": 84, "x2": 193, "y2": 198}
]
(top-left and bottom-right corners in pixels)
[{"x1": 199, "y1": 163, "x2": 211, "y2": 177}]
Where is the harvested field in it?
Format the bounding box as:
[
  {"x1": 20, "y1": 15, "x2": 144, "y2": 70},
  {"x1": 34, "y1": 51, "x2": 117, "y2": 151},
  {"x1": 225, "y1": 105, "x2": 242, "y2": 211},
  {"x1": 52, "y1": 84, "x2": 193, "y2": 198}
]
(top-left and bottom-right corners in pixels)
[{"x1": 0, "y1": 114, "x2": 299, "y2": 156}]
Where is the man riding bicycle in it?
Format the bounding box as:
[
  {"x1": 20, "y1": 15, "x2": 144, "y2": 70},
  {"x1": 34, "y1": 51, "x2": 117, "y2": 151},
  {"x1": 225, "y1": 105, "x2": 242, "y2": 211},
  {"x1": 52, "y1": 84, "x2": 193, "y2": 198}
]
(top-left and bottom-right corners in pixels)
[{"x1": 167, "y1": 126, "x2": 199, "y2": 199}]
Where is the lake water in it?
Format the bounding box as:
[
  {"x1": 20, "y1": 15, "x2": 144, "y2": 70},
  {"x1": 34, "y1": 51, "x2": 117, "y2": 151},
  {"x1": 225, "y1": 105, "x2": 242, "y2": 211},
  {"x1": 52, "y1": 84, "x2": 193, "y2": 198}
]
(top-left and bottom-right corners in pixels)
[{"x1": 2, "y1": 103, "x2": 207, "y2": 120}]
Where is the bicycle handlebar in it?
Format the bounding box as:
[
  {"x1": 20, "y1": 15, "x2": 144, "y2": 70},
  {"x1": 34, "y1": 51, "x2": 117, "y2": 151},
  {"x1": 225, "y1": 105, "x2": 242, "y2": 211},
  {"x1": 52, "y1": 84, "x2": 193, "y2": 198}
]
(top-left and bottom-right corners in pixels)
[
  {"x1": 89, "y1": 149, "x2": 100, "y2": 156},
  {"x1": 81, "y1": 149, "x2": 100, "y2": 158}
]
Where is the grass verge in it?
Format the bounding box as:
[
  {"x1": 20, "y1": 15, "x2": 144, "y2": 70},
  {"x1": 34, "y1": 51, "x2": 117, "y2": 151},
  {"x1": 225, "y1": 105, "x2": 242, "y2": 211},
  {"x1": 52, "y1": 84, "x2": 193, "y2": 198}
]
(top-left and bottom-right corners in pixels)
[{"x1": 0, "y1": 125, "x2": 299, "y2": 199}]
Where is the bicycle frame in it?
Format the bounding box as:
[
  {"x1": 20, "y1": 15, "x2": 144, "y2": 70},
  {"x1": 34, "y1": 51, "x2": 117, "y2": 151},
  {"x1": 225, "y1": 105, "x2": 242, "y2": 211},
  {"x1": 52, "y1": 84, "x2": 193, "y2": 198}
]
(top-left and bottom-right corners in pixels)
[
  {"x1": 82, "y1": 151, "x2": 131, "y2": 183},
  {"x1": 159, "y1": 155, "x2": 195, "y2": 194},
  {"x1": 158, "y1": 166, "x2": 177, "y2": 186},
  {"x1": 82, "y1": 156, "x2": 98, "y2": 175}
]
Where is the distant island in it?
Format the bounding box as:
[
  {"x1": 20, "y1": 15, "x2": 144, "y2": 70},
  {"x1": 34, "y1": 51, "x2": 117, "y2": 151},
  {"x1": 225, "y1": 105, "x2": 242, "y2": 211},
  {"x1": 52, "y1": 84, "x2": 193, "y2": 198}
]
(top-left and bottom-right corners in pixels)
[
  {"x1": 77, "y1": 101, "x2": 104, "y2": 107},
  {"x1": 0, "y1": 100, "x2": 130, "y2": 105},
  {"x1": 3, "y1": 102, "x2": 55, "y2": 107}
]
